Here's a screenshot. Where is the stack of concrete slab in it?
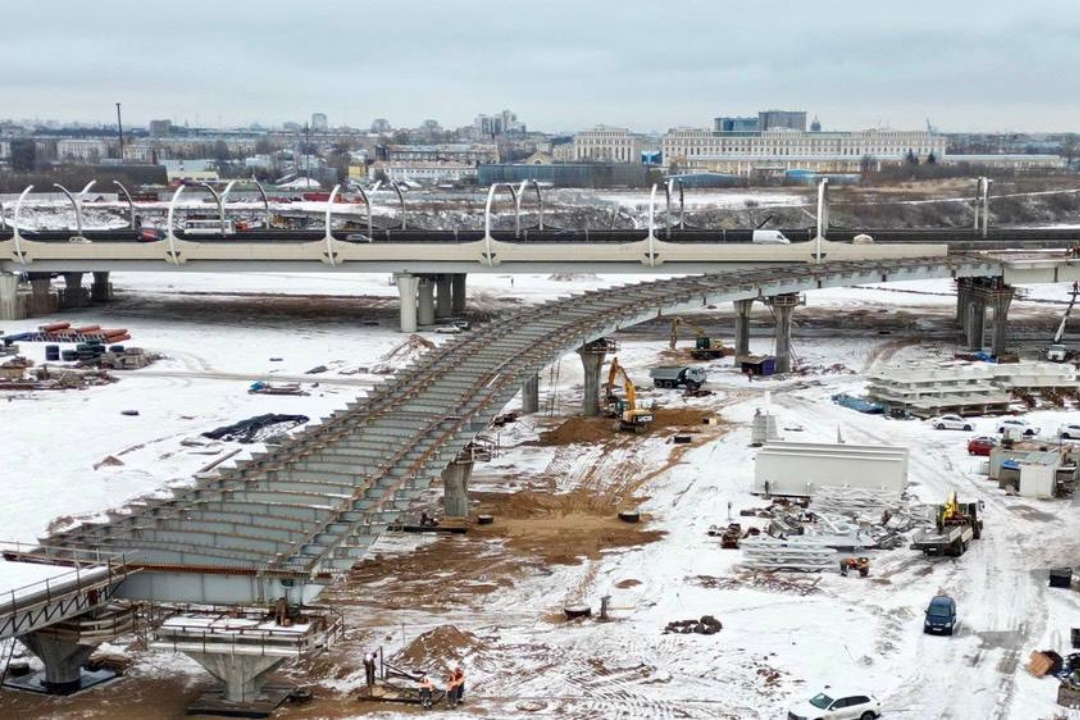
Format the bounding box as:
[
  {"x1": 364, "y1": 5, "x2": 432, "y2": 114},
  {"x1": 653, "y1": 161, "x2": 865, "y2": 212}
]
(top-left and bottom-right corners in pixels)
[{"x1": 868, "y1": 362, "x2": 1011, "y2": 417}]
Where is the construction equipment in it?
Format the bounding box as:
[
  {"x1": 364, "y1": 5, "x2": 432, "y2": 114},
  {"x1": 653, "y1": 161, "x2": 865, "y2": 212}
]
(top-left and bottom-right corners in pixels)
[
  {"x1": 910, "y1": 490, "x2": 983, "y2": 557},
  {"x1": 604, "y1": 357, "x2": 653, "y2": 433},
  {"x1": 669, "y1": 318, "x2": 731, "y2": 360},
  {"x1": 650, "y1": 365, "x2": 708, "y2": 391},
  {"x1": 1046, "y1": 285, "x2": 1080, "y2": 362}
]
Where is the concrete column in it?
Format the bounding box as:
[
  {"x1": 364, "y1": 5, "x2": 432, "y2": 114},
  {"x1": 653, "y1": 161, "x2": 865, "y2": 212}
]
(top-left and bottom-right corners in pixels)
[
  {"x1": 966, "y1": 300, "x2": 986, "y2": 351},
  {"x1": 18, "y1": 633, "x2": 98, "y2": 693},
  {"x1": 451, "y1": 273, "x2": 467, "y2": 315},
  {"x1": 0, "y1": 272, "x2": 20, "y2": 320},
  {"x1": 395, "y1": 273, "x2": 419, "y2": 333},
  {"x1": 61, "y1": 272, "x2": 86, "y2": 309},
  {"x1": 578, "y1": 342, "x2": 608, "y2": 417},
  {"x1": 186, "y1": 652, "x2": 286, "y2": 704},
  {"x1": 774, "y1": 304, "x2": 795, "y2": 374},
  {"x1": 91, "y1": 271, "x2": 112, "y2": 302},
  {"x1": 28, "y1": 274, "x2": 54, "y2": 317},
  {"x1": 435, "y1": 274, "x2": 452, "y2": 319},
  {"x1": 417, "y1": 277, "x2": 435, "y2": 326},
  {"x1": 442, "y1": 457, "x2": 474, "y2": 518},
  {"x1": 521, "y1": 373, "x2": 540, "y2": 414},
  {"x1": 955, "y1": 278, "x2": 974, "y2": 329},
  {"x1": 990, "y1": 290, "x2": 1014, "y2": 358},
  {"x1": 734, "y1": 299, "x2": 753, "y2": 361}
]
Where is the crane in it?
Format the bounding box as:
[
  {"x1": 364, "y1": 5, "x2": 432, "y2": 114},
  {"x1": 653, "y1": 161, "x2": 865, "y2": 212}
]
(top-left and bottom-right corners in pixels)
[
  {"x1": 1047, "y1": 284, "x2": 1080, "y2": 362},
  {"x1": 668, "y1": 317, "x2": 730, "y2": 359},
  {"x1": 604, "y1": 357, "x2": 654, "y2": 433}
]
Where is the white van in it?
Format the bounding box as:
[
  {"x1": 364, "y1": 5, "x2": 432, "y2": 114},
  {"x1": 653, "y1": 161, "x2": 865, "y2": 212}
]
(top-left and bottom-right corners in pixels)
[
  {"x1": 183, "y1": 219, "x2": 235, "y2": 236},
  {"x1": 751, "y1": 230, "x2": 790, "y2": 245}
]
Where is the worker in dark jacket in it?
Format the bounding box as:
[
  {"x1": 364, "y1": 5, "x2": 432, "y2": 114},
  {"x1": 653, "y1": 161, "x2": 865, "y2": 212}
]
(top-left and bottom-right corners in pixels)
[
  {"x1": 451, "y1": 666, "x2": 465, "y2": 705},
  {"x1": 418, "y1": 674, "x2": 434, "y2": 709}
]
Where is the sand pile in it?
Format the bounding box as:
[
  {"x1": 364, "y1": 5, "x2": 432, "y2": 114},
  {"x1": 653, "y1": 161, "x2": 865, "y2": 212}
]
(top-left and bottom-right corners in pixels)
[{"x1": 393, "y1": 625, "x2": 486, "y2": 671}]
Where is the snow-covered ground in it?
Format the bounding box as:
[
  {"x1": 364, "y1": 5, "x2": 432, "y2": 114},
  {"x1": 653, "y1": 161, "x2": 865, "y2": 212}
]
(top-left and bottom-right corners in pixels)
[{"x1": 2, "y1": 270, "x2": 1080, "y2": 718}]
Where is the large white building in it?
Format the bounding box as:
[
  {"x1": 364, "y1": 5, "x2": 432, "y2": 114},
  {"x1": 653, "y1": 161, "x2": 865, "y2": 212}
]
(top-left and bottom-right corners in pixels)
[
  {"x1": 56, "y1": 138, "x2": 111, "y2": 163},
  {"x1": 662, "y1": 127, "x2": 947, "y2": 175},
  {"x1": 369, "y1": 160, "x2": 476, "y2": 185},
  {"x1": 573, "y1": 126, "x2": 642, "y2": 164}
]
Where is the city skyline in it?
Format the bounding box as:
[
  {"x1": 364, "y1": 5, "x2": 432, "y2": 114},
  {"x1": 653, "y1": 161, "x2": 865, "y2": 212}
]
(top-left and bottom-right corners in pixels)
[{"x1": 4, "y1": 0, "x2": 1079, "y2": 133}]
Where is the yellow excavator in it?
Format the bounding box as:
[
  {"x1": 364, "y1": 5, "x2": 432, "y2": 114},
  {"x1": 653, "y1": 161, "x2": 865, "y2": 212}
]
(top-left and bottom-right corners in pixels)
[
  {"x1": 605, "y1": 358, "x2": 654, "y2": 433},
  {"x1": 669, "y1": 318, "x2": 730, "y2": 360}
]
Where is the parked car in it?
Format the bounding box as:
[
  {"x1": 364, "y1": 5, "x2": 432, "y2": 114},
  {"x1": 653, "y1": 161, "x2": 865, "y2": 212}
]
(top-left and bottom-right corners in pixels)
[
  {"x1": 924, "y1": 595, "x2": 957, "y2": 635},
  {"x1": 998, "y1": 418, "x2": 1037, "y2": 436},
  {"x1": 928, "y1": 414, "x2": 972, "y2": 431},
  {"x1": 787, "y1": 690, "x2": 881, "y2": 719},
  {"x1": 967, "y1": 436, "x2": 998, "y2": 456},
  {"x1": 1060, "y1": 424, "x2": 1080, "y2": 440}
]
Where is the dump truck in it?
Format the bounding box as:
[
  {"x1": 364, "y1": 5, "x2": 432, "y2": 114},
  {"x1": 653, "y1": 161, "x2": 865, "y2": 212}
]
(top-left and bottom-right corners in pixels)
[
  {"x1": 649, "y1": 365, "x2": 708, "y2": 390},
  {"x1": 910, "y1": 491, "x2": 983, "y2": 557}
]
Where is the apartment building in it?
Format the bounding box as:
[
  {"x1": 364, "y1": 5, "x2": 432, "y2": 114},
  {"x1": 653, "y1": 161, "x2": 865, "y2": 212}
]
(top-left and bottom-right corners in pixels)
[{"x1": 573, "y1": 126, "x2": 642, "y2": 164}]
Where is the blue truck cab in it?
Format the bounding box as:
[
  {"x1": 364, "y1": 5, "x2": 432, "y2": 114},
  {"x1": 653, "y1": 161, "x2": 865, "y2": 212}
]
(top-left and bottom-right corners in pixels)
[{"x1": 924, "y1": 595, "x2": 957, "y2": 635}]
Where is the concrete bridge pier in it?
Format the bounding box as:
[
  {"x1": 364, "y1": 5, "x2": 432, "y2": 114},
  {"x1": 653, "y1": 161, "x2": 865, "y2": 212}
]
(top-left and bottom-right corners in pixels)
[
  {"x1": 451, "y1": 273, "x2": 467, "y2": 315},
  {"x1": 0, "y1": 272, "x2": 20, "y2": 320},
  {"x1": 91, "y1": 271, "x2": 112, "y2": 302},
  {"x1": 60, "y1": 272, "x2": 90, "y2": 309},
  {"x1": 418, "y1": 277, "x2": 436, "y2": 326},
  {"x1": 185, "y1": 652, "x2": 287, "y2": 705},
  {"x1": 578, "y1": 340, "x2": 610, "y2": 417},
  {"x1": 955, "y1": 277, "x2": 974, "y2": 330},
  {"x1": 966, "y1": 299, "x2": 987, "y2": 351},
  {"x1": 734, "y1": 299, "x2": 754, "y2": 361},
  {"x1": 28, "y1": 273, "x2": 57, "y2": 317},
  {"x1": 17, "y1": 631, "x2": 99, "y2": 694},
  {"x1": 989, "y1": 286, "x2": 1014, "y2": 358},
  {"x1": 766, "y1": 294, "x2": 801, "y2": 374},
  {"x1": 435, "y1": 274, "x2": 452, "y2": 319},
  {"x1": 442, "y1": 455, "x2": 474, "y2": 518},
  {"x1": 521, "y1": 373, "x2": 540, "y2": 414},
  {"x1": 395, "y1": 273, "x2": 420, "y2": 333}
]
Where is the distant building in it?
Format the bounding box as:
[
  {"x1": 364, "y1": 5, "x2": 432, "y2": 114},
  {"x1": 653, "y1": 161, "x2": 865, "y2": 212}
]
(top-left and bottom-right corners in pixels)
[
  {"x1": 551, "y1": 140, "x2": 575, "y2": 162},
  {"x1": 474, "y1": 109, "x2": 526, "y2": 138},
  {"x1": 522, "y1": 151, "x2": 554, "y2": 165},
  {"x1": 369, "y1": 160, "x2": 476, "y2": 185},
  {"x1": 370, "y1": 118, "x2": 392, "y2": 134},
  {"x1": 573, "y1": 126, "x2": 642, "y2": 164},
  {"x1": 940, "y1": 154, "x2": 1065, "y2": 169},
  {"x1": 149, "y1": 119, "x2": 172, "y2": 138},
  {"x1": 0, "y1": 141, "x2": 9, "y2": 161},
  {"x1": 478, "y1": 163, "x2": 649, "y2": 188},
  {"x1": 162, "y1": 159, "x2": 220, "y2": 183},
  {"x1": 714, "y1": 116, "x2": 759, "y2": 133},
  {"x1": 56, "y1": 138, "x2": 111, "y2": 163},
  {"x1": 311, "y1": 113, "x2": 328, "y2": 132},
  {"x1": 810, "y1": 115, "x2": 822, "y2": 133},
  {"x1": 662, "y1": 127, "x2": 947, "y2": 176},
  {"x1": 383, "y1": 143, "x2": 499, "y2": 165},
  {"x1": 758, "y1": 110, "x2": 807, "y2": 132}
]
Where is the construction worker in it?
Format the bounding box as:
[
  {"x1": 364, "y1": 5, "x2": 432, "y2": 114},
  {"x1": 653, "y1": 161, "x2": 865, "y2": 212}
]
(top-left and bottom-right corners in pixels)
[
  {"x1": 452, "y1": 666, "x2": 465, "y2": 705},
  {"x1": 446, "y1": 669, "x2": 458, "y2": 705},
  {"x1": 363, "y1": 651, "x2": 377, "y2": 688},
  {"x1": 418, "y1": 674, "x2": 434, "y2": 709}
]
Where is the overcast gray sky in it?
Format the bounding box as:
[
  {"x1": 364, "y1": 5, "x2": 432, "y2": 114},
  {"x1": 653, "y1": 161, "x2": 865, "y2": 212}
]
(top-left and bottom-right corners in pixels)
[{"x1": 6, "y1": 0, "x2": 1080, "y2": 133}]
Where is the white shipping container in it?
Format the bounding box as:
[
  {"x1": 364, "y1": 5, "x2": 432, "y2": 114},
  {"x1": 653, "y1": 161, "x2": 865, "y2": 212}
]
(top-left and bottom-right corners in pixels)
[{"x1": 754, "y1": 441, "x2": 908, "y2": 498}]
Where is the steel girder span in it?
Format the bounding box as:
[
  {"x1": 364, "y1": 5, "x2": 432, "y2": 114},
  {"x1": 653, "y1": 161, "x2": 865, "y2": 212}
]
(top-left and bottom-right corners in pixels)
[{"x1": 43, "y1": 256, "x2": 1003, "y2": 606}]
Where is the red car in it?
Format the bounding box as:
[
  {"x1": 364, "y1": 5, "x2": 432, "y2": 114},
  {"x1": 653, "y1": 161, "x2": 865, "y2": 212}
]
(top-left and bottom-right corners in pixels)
[{"x1": 967, "y1": 436, "x2": 998, "y2": 456}]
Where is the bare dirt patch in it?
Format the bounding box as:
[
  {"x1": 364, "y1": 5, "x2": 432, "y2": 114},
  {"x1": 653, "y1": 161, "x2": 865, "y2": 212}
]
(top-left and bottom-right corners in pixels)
[{"x1": 538, "y1": 408, "x2": 720, "y2": 446}]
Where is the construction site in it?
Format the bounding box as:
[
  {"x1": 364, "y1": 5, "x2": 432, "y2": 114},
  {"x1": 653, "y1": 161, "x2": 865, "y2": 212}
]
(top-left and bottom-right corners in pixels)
[{"x1": 5, "y1": 186, "x2": 1080, "y2": 719}]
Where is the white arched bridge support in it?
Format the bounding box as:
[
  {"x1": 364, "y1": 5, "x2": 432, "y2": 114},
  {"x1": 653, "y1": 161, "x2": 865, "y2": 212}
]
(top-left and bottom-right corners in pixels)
[
  {"x1": 322, "y1": 184, "x2": 342, "y2": 266},
  {"x1": 53, "y1": 180, "x2": 95, "y2": 240},
  {"x1": 12, "y1": 185, "x2": 34, "y2": 263},
  {"x1": 482, "y1": 182, "x2": 519, "y2": 266},
  {"x1": 513, "y1": 179, "x2": 544, "y2": 236},
  {"x1": 165, "y1": 184, "x2": 186, "y2": 264},
  {"x1": 814, "y1": 178, "x2": 830, "y2": 263},
  {"x1": 218, "y1": 179, "x2": 239, "y2": 231},
  {"x1": 198, "y1": 182, "x2": 226, "y2": 235},
  {"x1": 250, "y1": 177, "x2": 271, "y2": 230},
  {"x1": 664, "y1": 178, "x2": 686, "y2": 236},
  {"x1": 643, "y1": 183, "x2": 662, "y2": 266},
  {"x1": 113, "y1": 181, "x2": 136, "y2": 229},
  {"x1": 352, "y1": 185, "x2": 374, "y2": 240}
]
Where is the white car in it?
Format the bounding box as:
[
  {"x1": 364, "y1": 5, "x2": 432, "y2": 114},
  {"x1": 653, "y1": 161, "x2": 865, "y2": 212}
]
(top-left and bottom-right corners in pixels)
[
  {"x1": 787, "y1": 690, "x2": 882, "y2": 720},
  {"x1": 998, "y1": 418, "x2": 1037, "y2": 436},
  {"x1": 928, "y1": 414, "x2": 972, "y2": 431},
  {"x1": 1061, "y1": 424, "x2": 1080, "y2": 440}
]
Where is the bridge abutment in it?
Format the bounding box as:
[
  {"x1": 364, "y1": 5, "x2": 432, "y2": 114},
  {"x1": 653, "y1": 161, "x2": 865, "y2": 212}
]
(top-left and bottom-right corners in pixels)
[
  {"x1": 442, "y1": 456, "x2": 474, "y2": 518},
  {"x1": 578, "y1": 340, "x2": 610, "y2": 417},
  {"x1": 435, "y1": 274, "x2": 452, "y2": 319},
  {"x1": 395, "y1": 273, "x2": 420, "y2": 333},
  {"x1": 0, "y1": 272, "x2": 20, "y2": 320},
  {"x1": 417, "y1": 277, "x2": 435, "y2": 326},
  {"x1": 522, "y1": 373, "x2": 540, "y2": 414},
  {"x1": 451, "y1": 273, "x2": 467, "y2": 315},
  {"x1": 91, "y1": 271, "x2": 112, "y2": 302},
  {"x1": 60, "y1": 272, "x2": 89, "y2": 309},
  {"x1": 28, "y1": 274, "x2": 58, "y2": 317},
  {"x1": 734, "y1": 299, "x2": 754, "y2": 361}
]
